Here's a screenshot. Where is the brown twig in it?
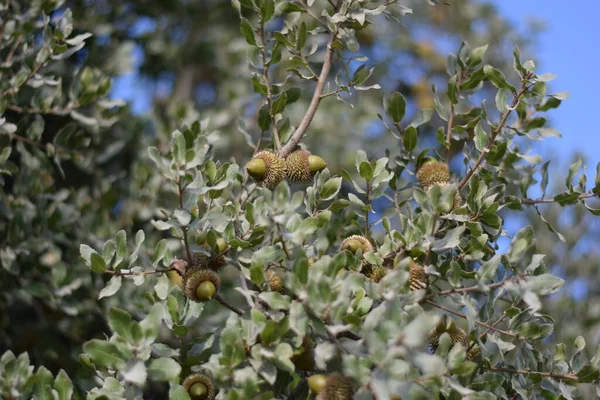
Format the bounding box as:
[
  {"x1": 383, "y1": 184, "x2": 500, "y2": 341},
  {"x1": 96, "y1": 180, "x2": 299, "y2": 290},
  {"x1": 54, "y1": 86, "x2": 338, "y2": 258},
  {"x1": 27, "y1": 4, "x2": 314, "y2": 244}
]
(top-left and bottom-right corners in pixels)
[
  {"x1": 104, "y1": 268, "x2": 173, "y2": 276},
  {"x1": 215, "y1": 293, "x2": 245, "y2": 316},
  {"x1": 427, "y1": 277, "x2": 511, "y2": 299},
  {"x1": 519, "y1": 192, "x2": 596, "y2": 205},
  {"x1": 0, "y1": 48, "x2": 51, "y2": 97},
  {"x1": 458, "y1": 78, "x2": 530, "y2": 191},
  {"x1": 278, "y1": 29, "x2": 338, "y2": 157},
  {"x1": 489, "y1": 365, "x2": 577, "y2": 382}
]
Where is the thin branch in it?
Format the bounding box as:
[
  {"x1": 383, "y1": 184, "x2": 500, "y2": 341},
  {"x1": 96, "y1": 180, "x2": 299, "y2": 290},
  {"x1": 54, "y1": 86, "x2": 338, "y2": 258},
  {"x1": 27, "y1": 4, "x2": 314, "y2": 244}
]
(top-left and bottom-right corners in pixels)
[
  {"x1": 427, "y1": 277, "x2": 510, "y2": 299},
  {"x1": 257, "y1": 23, "x2": 282, "y2": 150},
  {"x1": 364, "y1": 181, "x2": 370, "y2": 237},
  {"x1": 104, "y1": 268, "x2": 173, "y2": 276},
  {"x1": 489, "y1": 365, "x2": 577, "y2": 382},
  {"x1": 424, "y1": 300, "x2": 517, "y2": 338},
  {"x1": 0, "y1": 47, "x2": 51, "y2": 97},
  {"x1": 278, "y1": 29, "x2": 338, "y2": 157},
  {"x1": 519, "y1": 192, "x2": 596, "y2": 205},
  {"x1": 299, "y1": 0, "x2": 328, "y2": 29},
  {"x1": 215, "y1": 293, "x2": 245, "y2": 316},
  {"x1": 6, "y1": 132, "x2": 81, "y2": 157},
  {"x1": 458, "y1": 78, "x2": 531, "y2": 191},
  {"x1": 277, "y1": 224, "x2": 292, "y2": 260},
  {"x1": 445, "y1": 75, "x2": 461, "y2": 163}
]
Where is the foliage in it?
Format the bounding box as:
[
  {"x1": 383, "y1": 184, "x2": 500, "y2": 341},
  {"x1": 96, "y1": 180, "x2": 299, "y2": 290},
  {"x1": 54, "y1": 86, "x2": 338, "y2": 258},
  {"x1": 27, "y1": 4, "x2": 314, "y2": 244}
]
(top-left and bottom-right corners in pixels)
[{"x1": 2, "y1": 0, "x2": 600, "y2": 399}]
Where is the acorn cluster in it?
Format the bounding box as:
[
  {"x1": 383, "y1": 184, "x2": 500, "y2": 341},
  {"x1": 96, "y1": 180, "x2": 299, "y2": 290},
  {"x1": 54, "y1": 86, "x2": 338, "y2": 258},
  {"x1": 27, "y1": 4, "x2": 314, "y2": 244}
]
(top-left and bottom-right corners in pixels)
[
  {"x1": 308, "y1": 374, "x2": 357, "y2": 400},
  {"x1": 182, "y1": 373, "x2": 215, "y2": 400},
  {"x1": 416, "y1": 157, "x2": 462, "y2": 210},
  {"x1": 181, "y1": 238, "x2": 229, "y2": 303},
  {"x1": 428, "y1": 317, "x2": 480, "y2": 360},
  {"x1": 246, "y1": 149, "x2": 327, "y2": 188}
]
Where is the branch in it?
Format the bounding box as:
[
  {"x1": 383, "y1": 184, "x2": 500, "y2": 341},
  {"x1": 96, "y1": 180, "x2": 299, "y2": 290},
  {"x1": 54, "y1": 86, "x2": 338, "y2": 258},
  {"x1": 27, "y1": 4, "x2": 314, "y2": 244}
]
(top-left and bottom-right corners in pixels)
[
  {"x1": 458, "y1": 78, "x2": 531, "y2": 191},
  {"x1": 424, "y1": 300, "x2": 517, "y2": 338},
  {"x1": 177, "y1": 177, "x2": 193, "y2": 264},
  {"x1": 104, "y1": 268, "x2": 173, "y2": 276},
  {"x1": 6, "y1": 132, "x2": 81, "y2": 157},
  {"x1": 489, "y1": 365, "x2": 577, "y2": 382},
  {"x1": 278, "y1": 30, "x2": 338, "y2": 157},
  {"x1": 257, "y1": 23, "x2": 282, "y2": 150},
  {"x1": 427, "y1": 277, "x2": 511, "y2": 299},
  {"x1": 519, "y1": 192, "x2": 596, "y2": 205},
  {"x1": 445, "y1": 74, "x2": 462, "y2": 163},
  {"x1": 215, "y1": 293, "x2": 245, "y2": 316},
  {"x1": 0, "y1": 47, "x2": 52, "y2": 97}
]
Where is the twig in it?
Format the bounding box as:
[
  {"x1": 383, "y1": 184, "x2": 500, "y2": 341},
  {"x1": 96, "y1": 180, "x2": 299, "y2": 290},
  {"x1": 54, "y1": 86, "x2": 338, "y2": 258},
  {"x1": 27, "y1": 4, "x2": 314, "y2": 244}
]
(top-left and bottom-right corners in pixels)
[
  {"x1": 458, "y1": 77, "x2": 530, "y2": 191},
  {"x1": 445, "y1": 75, "x2": 461, "y2": 163},
  {"x1": 277, "y1": 224, "x2": 292, "y2": 260},
  {"x1": 215, "y1": 293, "x2": 245, "y2": 315},
  {"x1": 0, "y1": 48, "x2": 51, "y2": 97},
  {"x1": 489, "y1": 365, "x2": 577, "y2": 382},
  {"x1": 6, "y1": 132, "x2": 80, "y2": 156},
  {"x1": 427, "y1": 277, "x2": 510, "y2": 299},
  {"x1": 177, "y1": 177, "x2": 193, "y2": 264},
  {"x1": 278, "y1": 29, "x2": 338, "y2": 157},
  {"x1": 424, "y1": 300, "x2": 517, "y2": 338},
  {"x1": 519, "y1": 192, "x2": 596, "y2": 205},
  {"x1": 257, "y1": 23, "x2": 282, "y2": 150},
  {"x1": 364, "y1": 181, "x2": 370, "y2": 237},
  {"x1": 104, "y1": 268, "x2": 173, "y2": 276}
]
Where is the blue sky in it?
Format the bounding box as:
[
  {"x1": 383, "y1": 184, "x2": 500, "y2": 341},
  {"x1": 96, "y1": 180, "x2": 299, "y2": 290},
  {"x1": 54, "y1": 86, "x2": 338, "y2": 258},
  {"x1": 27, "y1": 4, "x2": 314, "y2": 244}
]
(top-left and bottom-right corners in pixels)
[{"x1": 490, "y1": 0, "x2": 600, "y2": 167}]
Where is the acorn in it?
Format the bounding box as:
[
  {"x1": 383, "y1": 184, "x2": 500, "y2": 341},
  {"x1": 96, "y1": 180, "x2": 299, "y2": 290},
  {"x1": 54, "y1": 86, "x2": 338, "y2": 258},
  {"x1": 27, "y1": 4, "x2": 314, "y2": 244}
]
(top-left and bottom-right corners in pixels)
[
  {"x1": 415, "y1": 158, "x2": 450, "y2": 189},
  {"x1": 193, "y1": 238, "x2": 228, "y2": 272},
  {"x1": 265, "y1": 268, "x2": 285, "y2": 294},
  {"x1": 285, "y1": 149, "x2": 327, "y2": 183},
  {"x1": 182, "y1": 374, "x2": 215, "y2": 400},
  {"x1": 291, "y1": 336, "x2": 315, "y2": 371},
  {"x1": 368, "y1": 265, "x2": 388, "y2": 283},
  {"x1": 308, "y1": 375, "x2": 357, "y2": 400},
  {"x1": 183, "y1": 268, "x2": 220, "y2": 302},
  {"x1": 467, "y1": 342, "x2": 481, "y2": 360},
  {"x1": 409, "y1": 262, "x2": 428, "y2": 292},
  {"x1": 340, "y1": 235, "x2": 373, "y2": 255},
  {"x1": 428, "y1": 316, "x2": 467, "y2": 353},
  {"x1": 246, "y1": 150, "x2": 286, "y2": 188}
]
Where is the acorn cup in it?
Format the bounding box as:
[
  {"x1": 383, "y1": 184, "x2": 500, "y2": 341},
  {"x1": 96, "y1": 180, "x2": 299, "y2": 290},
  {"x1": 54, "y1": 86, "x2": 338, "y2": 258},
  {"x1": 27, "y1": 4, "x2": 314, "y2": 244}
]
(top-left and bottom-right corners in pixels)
[
  {"x1": 367, "y1": 265, "x2": 388, "y2": 283},
  {"x1": 415, "y1": 157, "x2": 462, "y2": 210},
  {"x1": 183, "y1": 267, "x2": 221, "y2": 302},
  {"x1": 265, "y1": 268, "x2": 285, "y2": 294},
  {"x1": 307, "y1": 375, "x2": 357, "y2": 400},
  {"x1": 285, "y1": 149, "x2": 327, "y2": 183},
  {"x1": 182, "y1": 373, "x2": 215, "y2": 400},
  {"x1": 409, "y1": 262, "x2": 428, "y2": 292},
  {"x1": 428, "y1": 316, "x2": 467, "y2": 354},
  {"x1": 193, "y1": 238, "x2": 228, "y2": 272},
  {"x1": 246, "y1": 150, "x2": 286, "y2": 188},
  {"x1": 340, "y1": 235, "x2": 373, "y2": 255}
]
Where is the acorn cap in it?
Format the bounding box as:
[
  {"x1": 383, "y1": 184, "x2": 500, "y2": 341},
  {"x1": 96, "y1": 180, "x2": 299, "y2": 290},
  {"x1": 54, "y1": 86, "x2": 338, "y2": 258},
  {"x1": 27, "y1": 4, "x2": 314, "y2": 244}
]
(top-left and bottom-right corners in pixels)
[
  {"x1": 182, "y1": 374, "x2": 215, "y2": 400},
  {"x1": 247, "y1": 150, "x2": 286, "y2": 188},
  {"x1": 183, "y1": 268, "x2": 221, "y2": 302},
  {"x1": 416, "y1": 160, "x2": 450, "y2": 188},
  {"x1": 340, "y1": 235, "x2": 374, "y2": 254},
  {"x1": 265, "y1": 268, "x2": 285, "y2": 294},
  {"x1": 428, "y1": 316, "x2": 467, "y2": 353},
  {"x1": 467, "y1": 342, "x2": 481, "y2": 360},
  {"x1": 368, "y1": 265, "x2": 388, "y2": 283},
  {"x1": 192, "y1": 240, "x2": 228, "y2": 272},
  {"x1": 285, "y1": 150, "x2": 312, "y2": 183},
  {"x1": 409, "y1": 262, "x2": 428, "y2": 291},
  {"x1": 322, "y1": 375, "x2": 357, "y2": 400}
]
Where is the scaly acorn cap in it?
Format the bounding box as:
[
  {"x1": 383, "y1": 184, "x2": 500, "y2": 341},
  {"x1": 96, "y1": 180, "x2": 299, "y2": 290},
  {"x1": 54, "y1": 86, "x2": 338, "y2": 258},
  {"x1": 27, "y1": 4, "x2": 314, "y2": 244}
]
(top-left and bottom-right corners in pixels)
[
  {"x1": 193, "y1": 239, "x2": 228, "y2": 272},
  {"x1": 183, "y1": 268, "x2": 221, "y2": 302},
  {"x1": 428, "y1": 316, "x2": 468, "y2": 353},
  {"x1": 409, "y1": 262, "x2": 428, "y2": 291},
  {"x1": 416, "y1": 159, "x2": 450, "y2": 188},
  {"x1": 265, "y1": 268, "x2": 285, "y2": 294},
  {"x1": 321, "y1": 375, "x2": 357, "y2": 400},
  {"x1": 368, "y1": 265, "x2": 388, "y2": 283},
  {"x1": 182, "y1": 374, "x2": 215, "y2": 400},
  {"x1": 285, "y1": 150, "x2": 327, "y2": 182},
  {"x1": 340, "y1": 235, "x2": 374, "y2": 255},
  {"x1": 467, "y1": 342, "x2": 481, "y2": 360},
  {"x1": 291, "y1": 336, "x2": 315, "y2": 371},
  {"x1": 247, "y1": 150, "x2": 286, "y2": 188}
]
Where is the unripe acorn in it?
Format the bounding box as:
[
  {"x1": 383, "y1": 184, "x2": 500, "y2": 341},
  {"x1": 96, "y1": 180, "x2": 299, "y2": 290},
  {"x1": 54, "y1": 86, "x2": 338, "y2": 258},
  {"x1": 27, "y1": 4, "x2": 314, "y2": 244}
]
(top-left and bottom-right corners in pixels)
[
  {"x1": 265, "y1": 268, "x2": 285, "y2": 294},
  {"x1": 308, "y1": 375, "x2": 357, "y2": 400},
  {"x1": 182, "y1": 374, "x2": 215, "y2": 400},
  {"x1": 285, "y1": 149, "x2": 327, "y2": 183},
  {"x1": 409, "y1": 262, "x2": 428, "y2": 292},
  {"x1": 183, "y1": 268, "x2": 221, "y2": 303},
  {"x1": 246, "y1": 150, "x2": 286, "y2": 188},
  {"x1": 167, "y1": 270, "x2": 183, "y2": 287},
  {"x1": 193, "y1": 238, "x2": 228, "y2": 272},
  {"x1": 340, "y1": 235, "x2": 373, "y2": 255}
]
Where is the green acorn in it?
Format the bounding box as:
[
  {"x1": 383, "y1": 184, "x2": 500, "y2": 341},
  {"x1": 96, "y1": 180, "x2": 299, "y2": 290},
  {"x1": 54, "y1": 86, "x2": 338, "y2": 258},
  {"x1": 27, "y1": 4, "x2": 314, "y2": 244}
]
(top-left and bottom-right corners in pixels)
[
  {"x1": 193, "y1": 238, "x2": 228, "y2": 272},
  {"x1": 409, "y1": 262, "x2": 428, "y2": 291},
  {"x1": 285, "y1": 149, "x2": 327, "y2": 182},
  {"x1": 182, "y1": 374, "x2": 215, "y2": 400},
  {"x1": 308, "y1": 375, "x2": 357, "y2": 400},
  {"x1": 246, "y1": 150, "x2": 286, "y2": 188},
  {"x1": 183, "y1": 268, "x2": 220, "y2": 302},
  {"x1": 340, "y1": 235, "x2": 373, "y2": 254},
  {"x1": 416, "y1": 158, "x2": 450, "y2": 189}
]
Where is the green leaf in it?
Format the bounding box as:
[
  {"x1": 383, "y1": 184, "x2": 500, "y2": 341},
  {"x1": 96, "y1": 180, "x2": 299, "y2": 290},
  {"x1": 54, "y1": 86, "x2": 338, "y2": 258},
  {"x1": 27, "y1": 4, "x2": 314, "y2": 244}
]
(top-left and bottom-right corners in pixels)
[
  {"x1": 566, "y1": 158, "x2": 582, "y2": 191},
  {"x1": 387, "y1": 92, "x2": 406, "y2": 123},
  {"x1": 99, "y1": 276, "x2": 122, "y2": 299},
  {"x1": 403, "y1": 126, "x2": 417, "y2": 152},
  {"x1": 240, "y1": 18, "x2": 257, "y2": 46},
  {"x1": 271, "y1": 91, "x2": 287, "y2": 115},
  {"x1": 409, "y1": 109, "x2": 433, "y2": 128},
  {"x1": 172, "y1": 130, "x2": 186, "y2": 165},
  {"x1": 83, "y1": 339, "x2": 126, "y2": 369},
  {"x1": 258, "y1": 104, "x2": 271, "y2": 131},
  {"x1": 319, "y1": 177, "x2": 342, "y2": 201},
  {"x1": 261, "y1": 0, "x2": 275, "y2": 22},
  {"x1": 115, "y1": 230, "x2": 127, "y2": 267},
  {"x1": 477, "y1": 254, "x2": 501, "y2": 283},
  {"x1": 578, "y1": 365, "x2": 600, "y2": 383},
  {"x1": 484, "y1": 65, "x2": 516, "y2": 92},
  {"x1": 108, "y1": 308, "x2": 133, "y2": 342},
  {"x1": 147, "y1": 358, "x2": 182, "y2": 381},
  {"x1": 90, "y1": 252, "x2": 107, "y2": 272},
  {"x1": 169, "y1": 384, "x2": 192, "y2": 400},
  {"x1": 54, "y1": 370, "x2": 74, "y2": 400}
]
